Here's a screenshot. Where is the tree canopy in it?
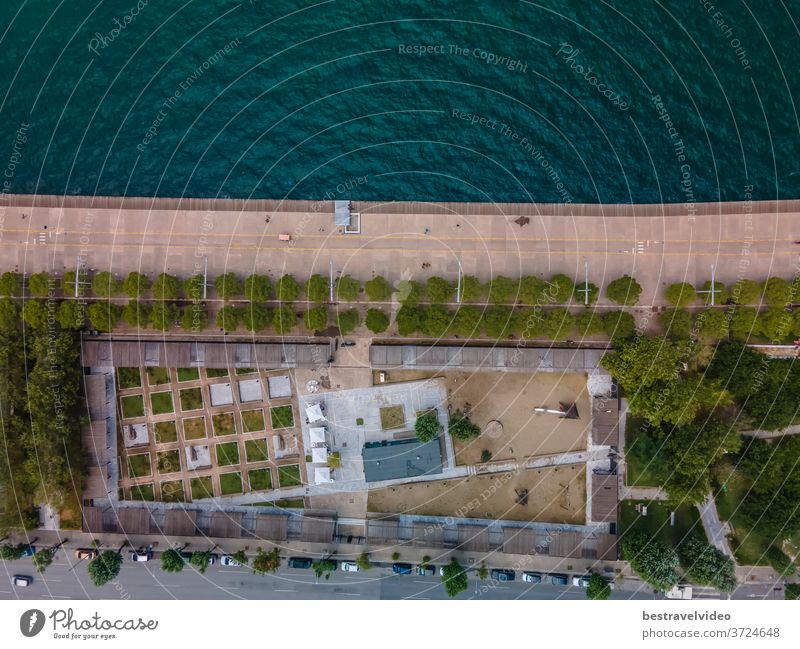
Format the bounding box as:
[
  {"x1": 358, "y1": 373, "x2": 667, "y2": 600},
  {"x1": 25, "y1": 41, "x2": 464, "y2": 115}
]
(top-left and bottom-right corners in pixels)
[
  {"x1": 414, "y1": 411, "x2": 441, "y2": 443},
  {"x1": 336, "y1": 275, "x2": 360, "y2": 301},
  {"x1": 677, "y1": 536, "x2": 736, "y2": 592},
  {"x1": 88, "y1": 551, "x2": 123, "y2": 587},
  {"x1": 365, "y1": 308, "x2": 389, "y2": 333},
  {"x1": 244, "y1": 274, "x2": 273, "y2": 301},
  {"x1": 449, "y1": 410, "x2": 481, "y2": 441},
  {"x1": 586, "y1": 573, "x2": 611, "y2": 600},
  {"x1": 336, "y1": 308, "x2": 359, "y2": 334},
  {"x1": 276, "y1": 275, "x2": 300, "y2": 302},
  {"x1": 152, "y1": 273, "x2": 180, "y2": 300},
  {"x1": 665, "y1": 283, "x2": 697, "y2": 307},
  {"x1": 215, "y1": 273, "x2": 243, "y2": 300},
  {"x1": 606, "y1": 275, "x2": 642, "y2": 306},
  {"x1": 364, "y1": 275, "x2": 391, "y2": 301},
  {"x1": 123, "y1": 272, "x2": 151, "y2": 298},
  {"x1": 272, "y1": 305, "x2": 297, "y2": 334},
  {"x1": 441, "y1": 558, "x2": 468, "y2": 597},
  {"x1": 304, "y1": 306, "x2": 329, "y2": 331},
  {"x1": 305, "y1": 274, "x2": 330, "y2": 303},
  {"x1": 426, "y1": 276, "x2": 454, "y2": 303},
  {"x1": 160, "y1": 549, "x2": 185, "y2": 573},
  {"x1": 621, "y1": 531, "x2": 679, "y2": 591}
]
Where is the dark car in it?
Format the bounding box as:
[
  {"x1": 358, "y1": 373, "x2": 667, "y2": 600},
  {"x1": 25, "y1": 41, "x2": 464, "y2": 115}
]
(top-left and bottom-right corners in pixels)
[
  {"x1": 392, "y1": 563, "x2": 414, "y2": 575},
  {"x1": 19, "y1": 545, "x2": 36, "y2": 557},
  {"x1": 288, "y1": 557, "x2": 313, "y2": 569},
  {"x1": 548, "y1": 573, "x2": 569, "y2": 586},
  {"x1": 179, "y1": 551, "x2": 193, "y2": 562},
  {"x1": 490, "y1": 569, "x2": 516, "y2": 582},
  {"x1": 416, "y1": 565, "x2": 436, "y2": 577}
]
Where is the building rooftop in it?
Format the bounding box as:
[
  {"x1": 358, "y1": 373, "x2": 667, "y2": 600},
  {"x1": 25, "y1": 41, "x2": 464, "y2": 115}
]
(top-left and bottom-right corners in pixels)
[{"x1": 361, "y1": 438, "x2": 443, "y2": 483}]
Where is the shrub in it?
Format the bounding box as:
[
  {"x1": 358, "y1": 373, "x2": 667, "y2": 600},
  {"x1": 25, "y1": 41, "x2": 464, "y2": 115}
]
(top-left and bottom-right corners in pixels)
[
  {"x1": 242, "y1": 303, "x2": 271, "y2": 332},
  {"x1": 244, "y1": 274, "x2": 272, "y2": 301},
  {"x1": 480, "y1": 450, "x2": 492, "y2": 462},
  {"x1": 450, "y1": 305, "x2": 482, "y2": 337},
  {"x1": 337, "y1": 308, "x2": 359, "y2": 334},
  {"x1": 150, "y1": 302, "x2": 180, "y2": 331},
  {"x1": 548, "y1": 273, "x2": 575, "y2": 303},
  {"x1": 482, "y1": 306, "x2": 514, "y2": 338},
  {"x1": 365, "y1": 308, "x2": 389, "y2": 333},
  {"x1": 606, "y1": 275, "x2": 642, "y2": 306},
  {"x1": 487, "y1": 275, "x2": 517, "y2": 304},
  {"x1": 426, "y1": 277, "x2": 453, "y2": 303},
  {"x1": 763, "y1": 277, "x2": 791, "y2": 307},
  {"x1": 215, "y1": 273, "x2": 242, "y2": 300},
  {"x1": 460, "y1": 275, "x2": 483, "y2": 301},
  {"x1": 122, "y1": 300, "x2": 151, "y2": 328},
  {"x1": 276, "y1": 275, "x2": 300, "y2": 302},
  {"x1": 519, "y1": 276, "x2": 546, "y2": 305},
  {"x1": 601, "y1": 310, "x2": 636, "y2": 341},
  {"x1": 730, "y1": 279, "x2": 762, "y2": 305},
  {"x1": 665, "y1": 282, "x2": 697, "y2": 307},
  {"x1": 304, "y1": 306, "x2": 329, "y2": 330},
  {"x1": 215, "y1": 305, "x2": 243, "y2": 332},
  {"x1": 697, "y1": 309, "x2": 728, "y2": 341},
  {"x1": 91, "y1": 271, "x2": 121, "y2": 297},
  {"x1": 27, "y1": 271, "x2": 52, "y2": 297},
  {"x1": 414, "y1": 411, "x2": 441, "y2": 442},
  {"x1": 728, "y1": 307, "x2": 761, "y2": 341},
  {"x1": 449, "y1": 411, "x2": 480, "y2": 441},
  {"x1": 423, "y1": 304, "x2": 450, "y2": 337},
  {"x1": 364, "y1": 275, "x2": 391, "y2": 301},
  {"x1": 574, "y1": 282, "x2": 599, "y2": 305},
  {"x1": 272, "y1": 305, "x2": 297, "y2": 334},
  {"x1": 305, "y1": 274, "x2": 330, "y2": 302},
  {"x1": 152, "y1": 273, "x2": 180, "y2": 300},
  {"x1": 0, "y1": 271, "x2": 23, "y2": 296},
  {"x1": 759, "y1": 308, "x2": 793, "y2": 342},
  {"x1": 87, "y1": 301, "x2": 120, "y2": 332},
  {"x1": 697, "y1": 280, "x2": 728, "y2": 305},
  {"x1": 336, "y1": 275, "x2": 360, "y2": 301},
  {"x1": 660, "y1": 308, "x2": 693, "y2": 340},
  {"x1": 396, "y1": 305, "x2": 423, "y2": 335},
  {"x1": 123, "y1": 272, "x2": 151, "y2": 298}
]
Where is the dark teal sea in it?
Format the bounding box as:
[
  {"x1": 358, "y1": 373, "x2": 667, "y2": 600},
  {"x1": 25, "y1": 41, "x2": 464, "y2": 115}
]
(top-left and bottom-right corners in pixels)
[{"x1": 1, "y1": 0, "x2": 799, "y2": 204}]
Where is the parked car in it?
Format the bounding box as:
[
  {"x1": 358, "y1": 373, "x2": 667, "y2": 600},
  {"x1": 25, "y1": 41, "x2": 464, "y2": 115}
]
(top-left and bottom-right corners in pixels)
[
  {"x1": 75, "y1": 548, "x2": 99, "y2": 560},
  {"x1": 341, "y1": 561, "x2": 359, "y2": 572},
  {"x1": 179, "y1": 551, "x2": 193, "y2": 562},
  {"x1": 392, "y1": 562, "x2": 414, "y2": 575},
  {"x1": 547, "y1": 573, "x2": 569, "y2": 586},
  {"x1": 417, "y1": 565, "x2": 435, "y2": 577},
  {"x1": 288, "y1": 557, "x2": 313, "y2": 569},
  {"x1": 130, "y1": 550, "x2": 152, "y2": 562},
  {"x1": 221, "y1": 555, "x2": 242, "y2": 567},
  {"x1": 572, "y1": 575, "x2": 591, "y2": 588},
  {"x1": 490, "y1": 569, "x2": 516, "y2": 582},
  {"x1": 12, "y1": 575, "x2": 32, "y2": 587},
  {"x1": 19, "y1": 545, "x2": 36, "y2": 557},
  {"x1": 522, "y1": 572, "x2": 543, "y2": 584}
]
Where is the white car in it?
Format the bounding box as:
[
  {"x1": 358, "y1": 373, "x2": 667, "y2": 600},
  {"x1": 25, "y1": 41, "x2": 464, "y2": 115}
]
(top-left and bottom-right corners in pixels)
[
  {"x1": 341, "y1": 561, "x2": 359, "y2": 572},
  {"x1": 13, "y1": 575, "x2": 32, "y2": 587},
  {"x1": 221, "y1": 555, "x2": 241, "y2": 567},
  {"x1": 572, "y1": 575, "x2": 591, "y2": 588},
  {"x1": 130, "y1": 550, "x2": 152, "y2": 562}
]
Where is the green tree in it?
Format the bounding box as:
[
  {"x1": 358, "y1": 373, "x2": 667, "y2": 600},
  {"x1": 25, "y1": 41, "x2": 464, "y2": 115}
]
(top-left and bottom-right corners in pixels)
[
  {"x1": 190, "y1": 551, "x2": 212, "y2": 574},
  {"x1": 426, "y1": 277, "x2": 453, "y2": 303},
  {"x1": 242, "y1": 303, "x2": 271, "y2": 332},
  {"x1": 304, "y1": 306, "x2": 329, "y2": 331},
  {"x1": 665, "y1": 283, "x2": 697, "y2": 307},
  {"x1": 601, "y1": 310, "x2": 636, "y2": 341},
  {"x1": 336, "y1": 308, "x2": 359, "y2": 334},
  {"x1": 698, "y1": 280, "x2": 728, "y2": 305},
  {"x1": 231, "y1": 550, "x2": 249, "y2": 566},
  {"x1": 606, "y1": 275, "x2": 642, "y2": 306},
  {"x1": 396, "y1": 280, "x2": 423, "y2": 306},
  {"x1": 356, "y1": 552, "x2": 371, "y2": 571},
  {"x1": 122, "y1": 300, "x2": 151, "y2": 328},
  {"x1": 586, "y1": 573, "x2": 611, "y2": 600},
  {"x1": 215, "y1": 305, "x2": 243, "y2": 332},
  {"x1": 87, "y1": 301, "x2": 120, "y2": 332},
  {"x1": 87, "y1": 550, "x2": 123, "y2": 587},
  {"x1": 181, "y1": 304, "x2": 208, "y2": 331},
  {"x1": 574, "y1": 282, "x2": 599, "y2": 305},
  {"x1": 365, "y1": 308, "x2": 389, "y2": 333},
  {"x1": 22, "y1": 300, "x2": 48, "y2": 329},
  {"x1": 272, "y1": 305, "x2": 298, "y2": 334},
  {"x1": 160, "y1": 548, "x2": 185, "y2": 573},
  {"x1": 149, "y1": 302, "x2": 180, "y2": 331},
  {"x1": 450, "y1": 305, "x2": 482, "y2": 337},
  {"x1": 460, "y1": 275, "x2": 483, "y2": 302},
  {"x1": 759, "y1": 308, "x2": 793, "y2": 342},
  {"x1": 0, "y1": 298, "x2": 20, "y2": 329},
  {"x1": 91, "y1": 271, "x2": 121, "y2": 297},
  {"x1": 152, "y1": 273, "x2": 180, "y2": 300},
  {"x1": 441, "y1": 558, "x2": 468, "y2": 597},
  {"x1": 423, "y1": 304, "x2": 450, "y2": 337},
  {"x1": 476, "y1": 562, "x2": 489, "y2": 580},
  {"x1": 660, "y1": 308, "x2": 693, "y2": 340},
  {"x1": 730, "y1": 279, "x2": 762, "y2": 305},
  {"x1": 0, "y1": 271, "x2": 23, "y2": 296},
  {"x1": 487, "y1": 275, "x2": 517, "y2": 304},
  {"x1": 305, "y1": 274, "x2": 330, "y2": 303},
  {"x1": 0, "y1": 543, "x2": 25, "y2": 560},
  {"x1": 27, "y1": 272, "x2": 52, "y2": 297},
  {"x1": 483, "y1": 306, "x2": 514, "y2": 338},
  {"x1": 697, "y1": 309, "x2": 728, "y2": 341},
  {"x1": 32, "y1": 547, "x2": 56, "y2": 573},
  {"x1": 449, "y1": 411, "x2": 480, "y2": 441},
  {"x1": 677, "y1": 535, "x2": 736, "y2": 592},
  {"x1": 728, "y1": 307, "x2": 761, "y2": 341},
  {"x1": 765, "y1": 546, "x2": 796, "y2": 578},
  {"x1": 763, "y1": 277, "x2": 791, "y2": 307},
  {"x1": 335, "y1": 275, "x2": 360, "y2": 301},
  {"x1": 244, "y1": 274, "x2": 273, "y2": 301},
  {"x1": 548, "y1": 273, "x2": 575, "y2": 304},
  {"x1": 312, "y1": 558, "x2": 336, "y2": 580},
  {"x1": 61, "y1": 270, "x2": 78, "y2": 295},
  {"x1": 276, "y1": 275, "x2": 300, "y2": 302},
  {"x1": 396, "y1": 305, "x2": 423, "y2": 336},
  {"x1": 57, "y1": 300, "x2": 84, "y2": 330},
  {"x1": 786, "y1": 584, "x2": 800, "y2": 600},
  {"x1": 414, "y1": 410, "x2": 441, "y2": 443},
  {"x1": 519, "y1": 276, "x2": 546, "y2": 305},
  {"x1": 122, "y1": 272, "x2": 151, "y2": 298},
  {"x1": 541, "y1": 307, "x2": 575, "y2": 340},
  {"x1": 364, "y1": 275, "x2": 391, "y2": 301},
  {"x1": 621, "y1": 531, "x2": 679, "y2": 591},
  {"x1": 183, "y1": 274, "x2": 204, "y2": 300},
  {"x1": 576, "y1": 309, "x2": 603, "y2": 336},
  {"x1": 214, "y1": 273, "x2": 242, "y2": 300}
]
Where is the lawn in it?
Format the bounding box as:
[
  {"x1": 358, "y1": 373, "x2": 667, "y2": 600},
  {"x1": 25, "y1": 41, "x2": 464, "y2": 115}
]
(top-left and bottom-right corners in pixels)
[
  {"x1": 248, "y1": 468, "x2": 273, "y2": 491},
  {"x1": 183, "y1": 416, "x2": 207, "y2": 440},
  {"x1": 379, "y1": 405, "x2": 405, "y2": 430},
  {"x1": 157, "y1": 450, "x2": 181, "y2": 474},
  {"x1": 215, "y1": 441, "x2": 240, "y2": 466},
  {"x1": 120, "y1": 394, "x2": 145, "y2": 418},
  {"x1": 219, "y1": 472, "x2": 243, "y2": 495},
  {"x1": 177, "y1": 367, "x2": 200, "y2": 382},
  {"x1": 242, "y1": 408, "x2": 265, "y2": 432},
  {"x1": 155, "y1": 420, "x2": 178, "y2": 444},
  {"x1": 160, "y1": 480, "x2": 185, "y2": 503},
  {"x1": 212, "y1": 412, "x2": 237, "y2": 436},
  {"x1": 130, "y1": 483, "x2": 155, "y2": 501},
  {"x1": 277, "y1": 464, "x2": 302, "y2": 488},
  {"x1": 146, "y1": 367, "x2": 171, "y2": 386},
  {"x1": 117, "y1": 367, "x2": 141, "y2": 389},
  {"x1": 190, "y1": 475, "x2": 214, "y2": 500},
  {"x1": 245, "y1": 438, "x2": 269, "y2": 463},
  {"x1": 206, "y1": 368, "x2": 228, "y2": 378},
  {"x1": 236, "y1": 367, "x2": 257, "y2": 375},
  {"x1": 150, "y1": 391, "x2": 174, "y2": 415},
  {"x1": 127, "y1": 453, "x2": 152, "y2": 478},
  {"x1": 619, "y1": 499, "x2": 705, "y2": 548},
  {"x1": 623, "y1": 417, "x2": 665, "y2": 487},
  {"x1": 179, "y1": 387, "x2": 203, "y2": 411},
  {"x1": 270, "y1": 405, "x2": 294, "y2": 429}
]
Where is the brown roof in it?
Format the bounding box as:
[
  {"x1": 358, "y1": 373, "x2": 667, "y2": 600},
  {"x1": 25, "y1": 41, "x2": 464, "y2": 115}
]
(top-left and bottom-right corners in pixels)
[
  {"x1": 207, "y1": 511, "x2": 244, "y2": 538},
  {"x1": 113, "y1": 507, "x2": 152, "y2": 535},
  {"x1": 299, "y1": 516, "x2": 336, "y2": 543},
  {"x1": 85, "y1": 374, "x2": 107, "y2": 420},
  {"x1": 590, "y1": 473, "x2": 619, "y2": 524},
  {"x1": 412, "y1": 522, "x2": 443, "y2": 547},
  {"x1": 163, "y1": 509, "x2": 199, "y2": 537},
  {"x1": 82, "y1": 506, "x2": 104, "y2": 533},
  {"x1": 457, "y1": 525, "x2": 489, "y2": 552},
  {"x1": 367, "y1": 519, "x2": 400, "y2": 543},
  {"x1": 592, "y1": 397, "x2": 620, "y2": 447},
  {"x1": 254, "y1": 514, "x2": 288, "y2": 541}
]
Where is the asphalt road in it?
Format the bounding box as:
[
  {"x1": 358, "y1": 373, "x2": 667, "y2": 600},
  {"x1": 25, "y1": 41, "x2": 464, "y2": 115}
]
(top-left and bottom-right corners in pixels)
[{"x1": 0, "y1": 556, "x2": 656, "y2": 601}]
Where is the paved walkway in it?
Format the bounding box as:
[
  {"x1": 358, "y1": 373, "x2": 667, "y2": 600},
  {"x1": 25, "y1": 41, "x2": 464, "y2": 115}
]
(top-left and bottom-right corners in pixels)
[
  {"x1": 698, "y1": 494, "x2": 734, "y2": 559},
  {"x1": 619, "y1": 486, "x2": 669, "y2": 501}
]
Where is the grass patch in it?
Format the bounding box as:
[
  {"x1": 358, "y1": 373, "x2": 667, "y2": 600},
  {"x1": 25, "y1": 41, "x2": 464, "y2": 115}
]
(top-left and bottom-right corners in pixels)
[
  {"x1": 179, "y1": 387, "x2": 203, "y2": 411},
  {"x1": 242, "y1": 408, "x2": 265, "y2": 432},
  {"x1": 150, "y1": 391, "x2": 174, "y2": 415},
  {"x1": 160, "y1": 480, "x2": 185, "y2": 502},
  {"x1": 356, "y1": 417, "x2": 364, "y2": 426},
  {"x1": 219, "y1": 471, "x2": 243, "y2": 495},
  {"x1": 248, "y1": 468, "x2": 273, "y2": 491},
  {"x1": 245, "y1": 438, "x2": 269, "y2": 463},
  {"x1": 206, "y1": 368, "x2": 228, "y2": 378},
  {"x1": 624, "y1": 417, "x2": 666, "y2": 487},
  {"x1": 620, "y1": 499, "x2": 705, "y2": 548},
  {"x1": 146, "y1": 367, "x2": 171, "y2": 386},
  {"x1": 120, "y1": 394, "x2": 145, "y2": 418},
  {"x1": 212, "y1": 412, "x2": 237, "y2": 436},
  {"x1": 130, "y1": 483, "x2": 155, "y2": 501},
  {"x1": 270, "y1": 405, "x2": 294, "y2": 429},
  {"x1": 177, "y1": 367, "x2": 199, "y2": 382},
  {"x1": 379, "y1": 405, "x2": 405, "y2": 430},
  {"x1": 236, "y1": 367, "x2": 257, "y2": 375},
  {"x1": 190, "y1": 475, "x2": 214, "y2": 500},
  {"x1": 157, "y1": 449, "x2": 181, "y2": 474},
  {"x1": 117, "y1": 367, "x2": 141, "y2": 389},
  {"x1": 277, "y1": 464, "x2": 302, "y2": 488},
  {"x1": 183, "y1": 416, "x2": 207, "y2": 440},
  {"x1": 215, "y1": 441, "x2": 240, "y2": 466},
  {"x1": 273, "y1": 498, "x2": 304, "y2": 508},
  {"x1": 127, "y1": 453, "x2": 152, "y2": 478},
  {"x1": 154, "y1": 420, "x2": 178, "y2": 444}
]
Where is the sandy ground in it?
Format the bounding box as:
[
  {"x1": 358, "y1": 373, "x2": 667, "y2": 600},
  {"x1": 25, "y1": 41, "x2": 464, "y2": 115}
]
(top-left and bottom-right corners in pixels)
[
  {"x1": 383, "y1": 370, "x2": 589, "y2": 464},
  {"x1": 367, "y1": 464, "x2": 586, "y2": 524},
  {"x1": 308, "y1": 492, "x2": 368, "y2": 519}
]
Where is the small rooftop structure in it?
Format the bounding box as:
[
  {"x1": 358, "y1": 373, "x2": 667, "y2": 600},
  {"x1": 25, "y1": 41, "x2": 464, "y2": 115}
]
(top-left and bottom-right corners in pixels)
[
  {"x1": 238, "y1": 378, "x2": 262, "y2": 403},
  {"x1": 305, "y1": 403, "x2": 325, "y2": 423},
  {"x1": 267, "y1": 375, "x2": 292, "y2": 398},
  {"x1": 209, "y1": 382, "x2": 234, "y2": 407},
  {"x1": 123, "y1": 423, "x2": 149, "y2": 448},
  {"x1": 309, "y1": 427, "x2": 327, "y2": 444},
  {"x1": 361, "y1": 438, "x2": 443, "y2": 483},
  {"x1": 185, "y1": 444, "x2": 212, "y2": 471},
  {"x1": 314, "y1": 467, "x2": 333, "y2": 484},
  {"x1": 311, "y1": 446, "x2": 328, "y2": 464}
]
